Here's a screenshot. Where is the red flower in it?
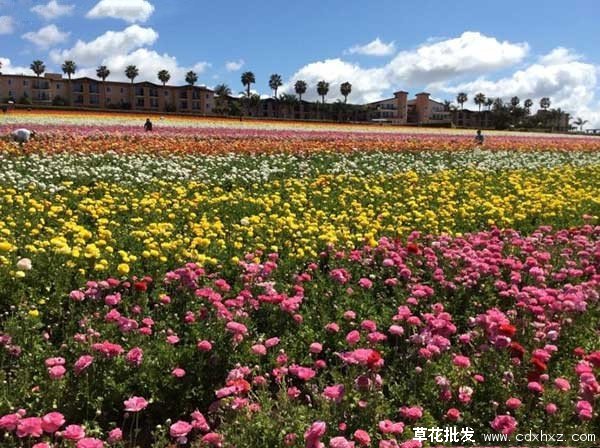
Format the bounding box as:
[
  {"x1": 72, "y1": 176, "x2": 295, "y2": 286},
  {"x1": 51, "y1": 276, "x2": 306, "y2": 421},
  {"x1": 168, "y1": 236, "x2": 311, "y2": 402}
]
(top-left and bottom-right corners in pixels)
[
  {"x1": 509, "y1": 342, "x2": 525, "y2": 359},
  {"x1": 367, "y1": 350, "x2": 382, "y2": 369},
  {"x1": 498, "y1": 323, "x2": 516, "y2": 337},
  {"x1": 406, "y1": 243, "x2": 420, "y2": 254},
  {"x1": 134, "y1": 281, "x2": 148, "y2": 292}
]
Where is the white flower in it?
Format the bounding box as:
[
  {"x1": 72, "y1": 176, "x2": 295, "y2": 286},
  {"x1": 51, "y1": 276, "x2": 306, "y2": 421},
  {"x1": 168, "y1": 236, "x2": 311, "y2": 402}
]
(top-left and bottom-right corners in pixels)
[{"x1": 16, "y1": 258, "x2": 32, "y2": 271}]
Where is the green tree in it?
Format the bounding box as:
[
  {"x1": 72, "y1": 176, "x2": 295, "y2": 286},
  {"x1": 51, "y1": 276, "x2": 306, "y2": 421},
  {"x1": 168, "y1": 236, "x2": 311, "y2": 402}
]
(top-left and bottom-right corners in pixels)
[
  {"x1": 340, "y1": 82, "x2": 352, "y2": 104},
  {"x1": 524, "y1": 98, "x2": 533, "y2": 114},
  {"x1": 294, "y1": 80, "x2": 307, "y2": 101},
  {"x1": 96, "y1": 65, "x2": 110, "y2": 108},
  {"x1": 158, "y1": 70, "x2": 171, "y2": 86},
  {"x1": 62, "y1": 60, "x2": 76, "y2": 105},
  {"x1": 510, "y1": 96, "x2": 520, "y2": 108},
  {"x1": 573, "y1": 117, "x2": 588, "y2": 132},
  {"x1": 30, "y1": 60, "x2": 46, "y2": 77},
  {"x1": 456, "y1": 92, "x2": 468, "y2": 110},
  {"x1": 185, "y1": 71, "x2": 198, "y2": 86},
  {"x1": 268, "y1": 74, "x2": 283, "y2": 98},
  {"x1": 125, "y1": 65, "x2": 139, "y2": 83},
  {"x1": 61, "y1": 60, "x2": 76, "y2": 79},
  {"x1": 485, "y1": 97, "x2": 494, "y2": 111},
  {"x1": 214, "y1": 83, "x2": 232, "y2": 115},
  {"x1": 474, "y1": 93, "x2": 486, "y2": 112},
  {"x1": 317, "y1": 80, "x2": 329, "y2": 104},
  {"x1": 241, "y1": 71, "x2": 255, "y2": 98},
  {"x1": 540, "y1": 97, "x2": 551, "y2": 110}
]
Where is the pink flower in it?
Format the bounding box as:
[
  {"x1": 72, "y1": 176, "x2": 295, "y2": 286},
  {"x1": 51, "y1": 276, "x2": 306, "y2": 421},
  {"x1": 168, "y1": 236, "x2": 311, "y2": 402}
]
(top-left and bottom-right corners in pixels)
[
  {"x1": 330, "y1": 436, "x2": 355, "y2": 448},
  {"x1": 16, "y1": 417, "x2": 43, "y2": 438},
  {"x1": 452, "y1": 355, "x2": 471, "y2": 368},
  {"x1": 44, "y1": 357, "x2": 65, "y2": 367},
  {"x1": 170, "y1": 420, "x2": 193, "y2": 438},
  {"x1": 70, "y1": 290, "x2": 85, "y2": 301},
  {"x1": 197, "y1": 340, "x2": 213, "y2": 352},
  {"x1": 33, "y1": 443, "x2": 51, "y2": 448},
  {"x1": 358, "y1": 278, "x2": 373, "y2": 289},
  {"x1": 545, "y1": 403, "x2": 558, "y2": 415},
  {"x1": 576, "y1": 400, "x2": 593, "y2": 421},
  {"x1": 0, "y1": 413, "x2": 21, "y2": 431},
  {"x1": 77, "y1": 438, "x2": 104, "y2": 448},
  {"x1": 201, "y1": 432, "x2": 223, "y2": 446},
  {"x1": 172, "y1": 367, "x2": 186, "y2": 378},
  {"x1": 265, "y1": 337, "x2": 280, "y2": 348},
  {"x1": 123, "y1": 396, "x2": 148, "y2": 412},
  {"x1": 48, "y1": 365, "x2": 66, "y2": 380},
  {"x1": 323, "y1": 384, "x2": 345, "y2": 403},
  {"x1": 41, "y1": 412, "x2": 65, "y2": 433},
  {"x1": 108, "y1": 428, "x2": 123, "y2": 443},
  {"x1": 388, "y1": 325, "x2": 404, "y2": 336},
  {"x1": 226, "y1": 321, "x2": 248, "y2": 336},
  {"x1": 305, "y1": 421, "x2": 327, "y2": 448},
  {"x1": 310, "y1": 342, "x2": 323, "y2": 354},
  {"x1": 346, "y1": 330, "x2": 360, "y2": 346},
  {"x1": 92, "y1": 341, "x2": 123, "y2": 358},
  {"x1": 251, "y1": 344, "x2": 267, "y2": 356},
  {"x1": 505, "y1": 398, "x2": 522, "y2": 410},
  {"x1": 446, "y1": 408, "x2": 461, "y2": 421},
  {"x1": 398, "y1": 406, "x2": 422, "y2": 421},
  {"x1": 289, "y1": 364, "x2": 316, "y2": 381},
  {"x1": 554, "y1": 377, "x2": 571, "y2": 391},
  {"x1": 191, "y1": 410, "x2": 210, "y2": 432},
  {"x1": 490, "y1": 415, "x2": 518, "y2": 435},
  {"x1": 126, "y1": 347, "x2": 143, "y2": 367},
  {"x1": 353, "y1": 429, "x2": 371, "y2": 446},
  {"x1": 378, "y1": 420, "x2": 404, "y2": 434},
  {"x1": 527, "y1": 381, "x2": 544, "y2": 393},
  {"x1": 74, "y1": 355, "x2": 93, "y2": 375},
  {"x1": 62, "y1": 424, "x2": 86, "y2": 440},
  {"x1": 166, "y1": 335, "x2": 180, "y2": 345}
]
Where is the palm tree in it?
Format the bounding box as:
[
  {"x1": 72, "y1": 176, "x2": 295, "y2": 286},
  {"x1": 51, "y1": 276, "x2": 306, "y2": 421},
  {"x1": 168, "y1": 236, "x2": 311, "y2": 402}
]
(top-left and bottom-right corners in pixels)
[
  {"x1": 540, "y1": 97, "x2": 551, "y2": 110},
  {"x1": 268, "y1": 74, "x2": 283, "y2": 98},
  {"x1": 30, "y1": 60, "x2": 46, "y2": 78},
  {"x1": 125, "y1": 65, "x2": 139, "y2": 84},
  {"x1": 317, "y1": 80, "x2": 329, "y2": 104},
  {"x1": 524, "y1": 98, "x2": 533, "y2": 114},
  {"x1": 125, "y1": 65, "x2": 139, "y2": 109},
  {"x1": 279, "y1": 93, "x2": 298, "y2": 119},
  {"x1": 474, "y1": 93, "x2": 486, "y2": 112},
  {"x1": 510, "y1": 96, "x2": 520, "y2": 108},
  {"x1": 456, "y1": 92, "x2": 468, "y2": 110},
  {"x1": 573, "y1": 117, "x2": 588, "y2": 132},
  {"x1": 485, "y1": 97, "x2": 494, "y2": 111},
  {"x1": 62, "y1": 60, "x2": 76, "y2": 105},
  {"x1": 62, "y1": 60, "x2": 76, "y2": 79},
  {"x1": 214, "y1": 83, "x2": 232, "y2": 115},
  {"x1": 96, "y1": 65, "x2": 110, "y2": 108},
  {"x1": 340, "y1": 82, "x2": 352, "y2": 104},
  {"x1": 185, "y1": 71, "x2": 198, "y2": 86},
  {"x1": 492, "y1": 97, "x2": 504, "y2": 111},
  {"x1": 294, "y1": 80, "x2": 307, "y2": 101},
  {"x1": 241, "y1": 71, "x2": 255, "y2": 98},
  {"x1": 157, "y1": 70, "x2": 171, "y2": 86}
]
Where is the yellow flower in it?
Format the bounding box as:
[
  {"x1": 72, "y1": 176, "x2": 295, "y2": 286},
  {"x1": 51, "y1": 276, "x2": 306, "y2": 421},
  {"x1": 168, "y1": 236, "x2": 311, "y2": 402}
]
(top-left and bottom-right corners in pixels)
[
  {"x1": 28, "y1": 309, "x2": 40, "y2": 318},
  {"x1": 118, "y1": 263, "x2": 130, "y2": 275}
]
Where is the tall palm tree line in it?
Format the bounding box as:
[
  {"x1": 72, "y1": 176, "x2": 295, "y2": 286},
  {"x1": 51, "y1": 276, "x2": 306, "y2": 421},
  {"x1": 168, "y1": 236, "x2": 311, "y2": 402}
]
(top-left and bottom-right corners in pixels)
[
  {"x1": 61, "y1": 60, "x2": 76, "y2": 105},
  {"x1": 125, "y1": 65, "x2": 139, "y2": 107}
]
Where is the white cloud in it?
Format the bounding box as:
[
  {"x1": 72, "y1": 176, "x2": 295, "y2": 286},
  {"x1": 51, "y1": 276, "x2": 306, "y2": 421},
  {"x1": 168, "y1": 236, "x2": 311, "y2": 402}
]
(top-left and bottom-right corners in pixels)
[
  {"x1": 86, "y1": 0, "x2": 155, "y2": 23},
  {"x1": 347, "y1": 38, "x2": 395, "y2": 56},
  {"x1": 0, "y1": 57, "x2": 34, "y2": 75},
  {"x1": 50, "y1": 25, "x2": 158, "y2": 66},
  {"x1": 48, "y1": 25, "x2": 209, "y2": 85},
  {"x1": 435, "y1": 48, "x2": 600, "y2": 128},
  {"x1": 225, "y1": 59, "x2": 244, "y2": 72},
  {"x1": 0, "y1": 15, "x2": 14, "y2": 34},
  {"x1": 282, "y1": 32, "x2": 529, "y2": 104},
  {"x1": 385, "y1": 31, "x2": 529, "y2": 86},
  {"x1": 22, "y1": 24, "x2": 70, "y2": 49},
  {"x1": 31, "y1": 1, "x2": 74, "y2": 20}
]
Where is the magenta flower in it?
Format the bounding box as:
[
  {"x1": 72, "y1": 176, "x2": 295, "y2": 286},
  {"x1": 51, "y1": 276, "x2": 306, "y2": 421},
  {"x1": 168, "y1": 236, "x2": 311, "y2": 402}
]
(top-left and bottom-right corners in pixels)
[
  {"x1": 62, "y1": 424, "x2": 86, "y2": 440},
  {"x1": 48, "y1": 365, "x2": 66, "y2": 380},
  {"x1": 304, "y1": 421, "x2": 327, "y2": 448},
  {"x1": 126, "y1": 347, "x2": 143, "y2": 367},
  {"x1": 73, "y1": 355, "x2": 93, "y2": 375},
  {"x1": 77, "y1": 438, "x2": 104, "y2": 448},
  {"x1": 0, "y1": 413, "x2": 21, "y2": 431},
  {"x1": 170, "y1": 420, "x2": 192, "y2": 438},
  {"x1": 41, "y1": 412, "x2": 65, "y2": 433},
  {"x1": 197, "y1": 340, "x2": 213, "y2": 352},
  {"x1": 16, "y1": 417, "x2": 43, "y2": 438},
  {"x1": 330, "y1": 436, "x2": 355, "y2": 448},
  {"x1": 172, "y1": 367, "x2": 186, "y2": 378},
  {"x1": 491, "y1": 415, "x2": 518, "y2": 435},
  {"x1": 323, "y1": 384, "x2": 345, "y2": 403},
  {"x1": 353, "y1": 429, "x2": 370, "y2": 446},
  {"x1": 123, "y1": 396, "x2": 148, "y2": 412},
  {"x1": 107, "y1": 428, "x2": 123, "y2": 443}
]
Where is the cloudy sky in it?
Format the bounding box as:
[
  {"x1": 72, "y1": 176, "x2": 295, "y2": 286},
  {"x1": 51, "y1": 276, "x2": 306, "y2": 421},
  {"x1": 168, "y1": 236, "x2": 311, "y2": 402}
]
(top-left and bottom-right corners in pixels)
[{"x1": 1, "y1": 0, "x2": 599, "y2": 127}]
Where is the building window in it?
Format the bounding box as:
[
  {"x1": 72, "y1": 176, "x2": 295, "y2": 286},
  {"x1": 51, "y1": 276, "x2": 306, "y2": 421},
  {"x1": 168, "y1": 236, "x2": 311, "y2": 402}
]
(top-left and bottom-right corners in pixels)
[
  {"x1": 7, "y1": 80, "x2": 11, "y2": 85},
  {"x1": 106, "y1": 87, "x2": 111, "y2": 93},
  {"x1": 135, "y1": 87, "x2": 144, "y2": 96},
  {"x1": 56, "y1": 84, "x2": 61, "y2": 89},
  {"x1": 136, "y1": 98, "x2": 145, "y2": 107},
  {"x1": 164, "y1": 91, "x2": 169, "y2": 96},
  {"x1": 120, "y1": 88, "x2": 124, "y2": 93},
  {"x1": 150, "y1": 98, "x2": 159, "y2": 108},
  {"x1": 206, "y1": 93, "x2": 210, "y2": 99},
  {"x1": 180, "y1": 101, "x2": 188, "y2": 109},
  {"x1": 23, "y1": 80, "x2": 29, "y2": 86}
]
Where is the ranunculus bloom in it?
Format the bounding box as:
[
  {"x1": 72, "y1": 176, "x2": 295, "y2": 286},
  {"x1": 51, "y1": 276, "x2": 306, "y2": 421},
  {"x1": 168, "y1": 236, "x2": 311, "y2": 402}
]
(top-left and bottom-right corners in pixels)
[
  {"x1": 123, "y1": 396, "x2": 148, "y2": 412},
  {"x1": 32, "y1": 443, "x2": 51, "y2": 448},
  {"x1": 126, "y1": 347, "x2": 143, "y2": 367},
  {"x1": 0, "y1": 413, "x2": 21, "y2": 431},
  {"x1": 62, "y1": 424, "x2": 86, "y2": 440},
  {"x1": 323, "y1": 384, "x2": 345, "y2": 402},
  {"x1": 16, "y1": 417, "x2": 43, "y2": 438},
  {"x1": 108, "y1": 427, "x2": 123, "y2": 443},
  {"x1": 452, "y1": 355, "x2": 471, "y2": 368},
  {"x1": 191, "y1": 410, "x2": 210, "y2": 432},
  {"x1": 554, "y1": 377, "x2": 571, "y2": 391},
  {"x1": 446, "y1": 408, "x2": 461, "y2": 421},
  {"x1": 490, "y1": 415, "x2": 518, "y2": 435},
  {"x1": 305, "y1": 421, "x2": 327, "y2": 448},
  {"x1": 16, "y1": 258, "x2": 32, "y2": 271},
  {"x1": 309, "y1": 342, "x2": 323, "y2": 354},
  {"x1": 505, "y1": 398, "x2": 522, "y2": 410},
  {"x1": 378, "y1": 420, "x2": 404, "y2": 434},
  {"x1": 251, "y1": 344, "x2": 267, "y2": 356},
  {"x1": 41, "y1": 412, "x2": 65, "y2": 433},
  {"x1": 170, "y1": 420, "x2": 192, "y2": 438},
  {"x1": 346, "y1": 330, "x2": 360, "y2": 345},
  {"x1": 353, "y1": 429, "x2": 371, "y2": 446},
  {"x1": 330, "y1": 436, "x2": 355, "y2": 448},
  {"x1": 172, "y1": 367, "x2": 186, "y2": 378},
  {"x1": 197, "y1": 340, "x2": 213, "y2": 352},
  {"x1": 201, "y1": 432, "x2": 223, "y2": 446},
  {"x1": 77, "y1": 438, "x2": 104, "y2": 448},
  {"x1": 48, "y1": 365, "x2": 66, "y2": 380},
  {"x1": 74, "y1": 355, "x2": 93, "y2": 375}
]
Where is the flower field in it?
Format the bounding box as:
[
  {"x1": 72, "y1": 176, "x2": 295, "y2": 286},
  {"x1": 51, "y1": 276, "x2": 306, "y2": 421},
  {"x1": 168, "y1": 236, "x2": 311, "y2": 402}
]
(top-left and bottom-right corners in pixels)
[{"x1": 0, "y1": 111, "x2": 599, "y2": 447}]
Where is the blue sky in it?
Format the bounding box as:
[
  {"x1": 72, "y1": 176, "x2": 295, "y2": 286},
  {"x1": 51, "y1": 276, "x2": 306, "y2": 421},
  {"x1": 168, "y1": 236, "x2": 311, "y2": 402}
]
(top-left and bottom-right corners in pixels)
[{"x1": 1, "y1": 0, "x2": 600, "y2": 125}]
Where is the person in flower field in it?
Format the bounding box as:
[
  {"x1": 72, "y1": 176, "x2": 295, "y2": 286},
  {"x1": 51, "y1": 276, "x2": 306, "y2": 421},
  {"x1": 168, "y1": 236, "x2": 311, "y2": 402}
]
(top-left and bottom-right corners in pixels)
[
  {"x1": 144, "y1": 118, "x2": 153, "y2": 132},
  {"x1": 8, "y1": 128, "x2": 36, "y2": 146}
]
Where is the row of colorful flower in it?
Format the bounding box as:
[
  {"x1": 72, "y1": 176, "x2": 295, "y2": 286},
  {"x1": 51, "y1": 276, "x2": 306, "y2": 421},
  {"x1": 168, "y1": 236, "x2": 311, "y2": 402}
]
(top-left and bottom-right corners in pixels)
[{"x1": 1, "y1": 226, "x2": 599, "y2": 446}]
